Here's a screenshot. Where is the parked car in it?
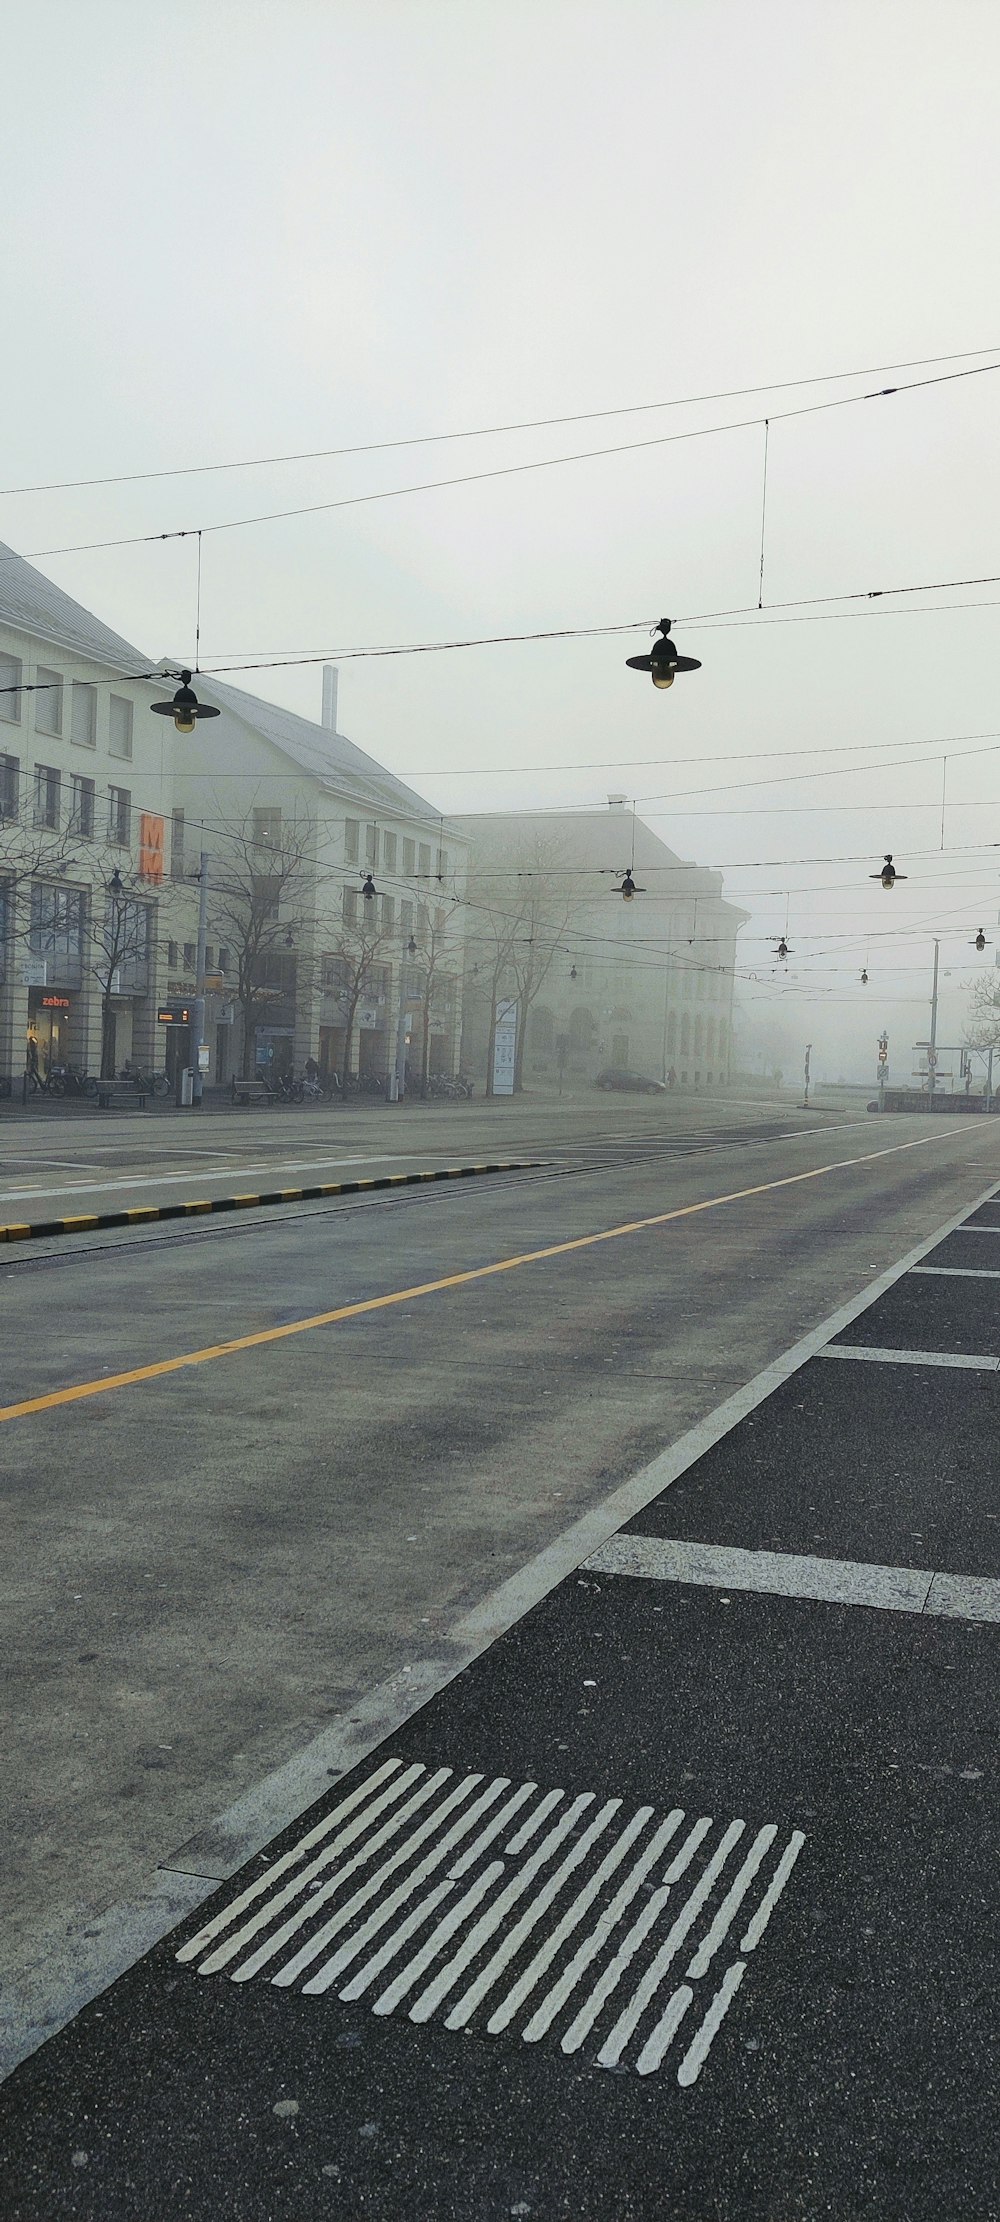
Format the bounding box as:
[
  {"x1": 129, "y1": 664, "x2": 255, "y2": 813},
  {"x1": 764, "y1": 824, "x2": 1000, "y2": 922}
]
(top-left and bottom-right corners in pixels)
[{"x1": 594, "y1": 1066, "x2": 666, "y2": 1094}]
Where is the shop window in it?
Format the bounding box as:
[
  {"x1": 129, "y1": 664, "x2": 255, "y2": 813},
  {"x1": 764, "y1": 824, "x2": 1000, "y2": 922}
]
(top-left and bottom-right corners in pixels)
[{"x1": 35, "y1": 668, "x2": 62, "y2": 737}]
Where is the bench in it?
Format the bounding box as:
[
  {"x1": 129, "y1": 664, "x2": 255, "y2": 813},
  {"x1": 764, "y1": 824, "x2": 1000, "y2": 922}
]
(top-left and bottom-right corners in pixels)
[
  {"x1": 230, "y1": 1076, "x2": 272, "y2": 1107},
  {"x1": 97, "y1": 1079, "x2": 148, "y2": 1110}
]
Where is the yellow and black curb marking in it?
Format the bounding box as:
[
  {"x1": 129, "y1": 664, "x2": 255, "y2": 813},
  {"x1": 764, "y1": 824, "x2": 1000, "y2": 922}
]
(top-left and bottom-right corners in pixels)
[{"x1": 0, "y1": 1161, "x2": 540, "y2": 1248}]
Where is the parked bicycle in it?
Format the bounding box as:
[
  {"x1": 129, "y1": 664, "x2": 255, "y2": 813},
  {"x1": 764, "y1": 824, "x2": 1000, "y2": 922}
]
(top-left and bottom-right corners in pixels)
[
  {"x1": 269, "y1": 1070, "x2": 304, "y2": 1104},
  {"x1": 45, "y1": 1064, "x2": 99, "y2": 1099}
]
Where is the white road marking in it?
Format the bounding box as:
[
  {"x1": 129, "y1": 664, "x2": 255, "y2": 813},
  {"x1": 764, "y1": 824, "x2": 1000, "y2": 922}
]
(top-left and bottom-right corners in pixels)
[
  {"x1": 677, "y1": 1962, "x2": 747, "y2": 2085},
  {"x1": 0, "y1": 1154, "x2": 403, "y2": 1205},
  {"x1": 585, "y1": 1535, "x2": 1000, "y2": 1624},
  {"x1": 818, "y1": 1344, "x2": 1000, "y2": 1371},
  {"x1": 942, "y1": 1223, "x2": 1000, "y2": 1234},
  {"x1": 179, "y1": 1761, "x2": 803, "y2": 2085},
  {"x1": 912, "y1": 1265, "x2": 1000, "y2": 1279}
]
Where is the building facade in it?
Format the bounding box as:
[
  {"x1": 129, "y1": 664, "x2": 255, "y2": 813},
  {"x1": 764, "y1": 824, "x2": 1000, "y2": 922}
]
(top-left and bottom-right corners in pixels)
[
  {"x1": 455, "y1": 806, "x2": 747, "y2": 1093},
  {"x1": 0, "y1": 545, "x2": 467, "y2": 1093}
]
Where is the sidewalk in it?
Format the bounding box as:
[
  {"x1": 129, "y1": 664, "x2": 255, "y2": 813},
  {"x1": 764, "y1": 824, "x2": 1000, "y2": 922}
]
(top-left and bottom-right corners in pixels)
[{"x1": 3, "y1": 1185, "x2": 999, "y2": 2219}]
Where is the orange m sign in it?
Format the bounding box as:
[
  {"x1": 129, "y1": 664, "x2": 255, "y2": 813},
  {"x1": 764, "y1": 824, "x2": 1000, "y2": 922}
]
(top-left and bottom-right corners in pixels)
[{"x1": 139, "y1": 812, "x2": 165, "y2": 883}]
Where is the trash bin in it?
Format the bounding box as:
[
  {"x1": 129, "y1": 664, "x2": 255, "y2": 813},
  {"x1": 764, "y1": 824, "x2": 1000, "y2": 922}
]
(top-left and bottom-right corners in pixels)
[{"x1": 180, "y1": 1068, "x2": 194, "y2": 1106}]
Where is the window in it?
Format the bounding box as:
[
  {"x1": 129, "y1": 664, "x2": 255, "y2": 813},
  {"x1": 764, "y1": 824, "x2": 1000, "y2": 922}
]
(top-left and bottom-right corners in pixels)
[
  {"x1": 0, "y1": 754, "x2": 19, "y2": 820},
  {"x1": 183, "y1": 943, "x2": 196, "y2": 970},
  {"x1": 365, "y1": 823, "x2": 378, "y2": 865},
  {"x1": 30, "y1": 883, "x2": 83, "y2": 958},
  {"x1": 344, "y1": 819, "x2": 359, "y2": 864},
  {"x1": 35, "y1": 668, "x2": 63, "y2": 737},
  {"x1": 436, "y1": 847, "x2": 449, "y2": 880},
  {"x1": 402, "y1": 837, "x2": 415, "y2": 875},
  {"x1": 108, "y1": 785, "x2": 131, "y2": 844},
  {"x1": 69, "y1": 774, "x2": 95, "y2": 838},
  {"x1": 0, "y1": 656, "x2": 22, "y2": 725},
  {"x1": 205, "y1": 945, "x2": 215, "y2": 971},
  {"x1": 109, "y1": 695, "x2": 133, "y2": 759},
  {"x1": 344, "y1": 885, "x2": 359, "y2": 926},
  {"x1": 322, "y1": 953, "x2": 348, "y2": 996},
  {"x1": 218, "y1": 945, "x2": 230, "y2": 974},
  {"x1": 381, "y1": 894, "x2": 395, "y2": 932},
  {"x1": 33, "y1": 764, "x2": 61, "y2": 829},
  {"x1": 252, "y1": 806, "x2": 282, "y2": 851},
  {"x1": 167, "y1": 940, "x2": 179, "y2": 969},
  {"x1": 383, "y1": 830, "x2": 397, "y2": 871},
  {"x1": 400, "y1": 898, "x2": 414, "y2": 939},
  {"x1": 418, "y1": 842, "x2": 431, "y2": 877},
  {"x1": 170, "y1": 807, "x2": 185, "y2": 881},
  {"x1": 71, "y1": 683, "x2": 96, "y2": 748},
  {"x1": 106, "y1": 896, "x2": 150, "y2": 961}
]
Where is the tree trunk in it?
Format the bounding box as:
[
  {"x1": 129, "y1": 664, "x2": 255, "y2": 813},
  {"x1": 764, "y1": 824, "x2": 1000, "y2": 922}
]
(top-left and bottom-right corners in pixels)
[{"x1": 100, "y1": 993, "x2": 116, "y2": 1080}]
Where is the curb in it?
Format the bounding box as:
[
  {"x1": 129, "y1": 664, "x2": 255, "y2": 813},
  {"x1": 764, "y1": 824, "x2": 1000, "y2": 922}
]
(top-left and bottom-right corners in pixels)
[{"x1": 0, "y1": 1160, "x2": 540, "y2": 1247}]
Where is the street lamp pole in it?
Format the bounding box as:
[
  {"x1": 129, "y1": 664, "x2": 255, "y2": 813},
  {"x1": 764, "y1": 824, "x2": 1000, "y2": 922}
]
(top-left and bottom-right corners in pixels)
[
  {"x1": 928, "y1": 937, "x2": 940, "y2": 1103},
  {"x1": 390, "y1": 933, "x2": 417, "y2": 1103},
  {"x1": 191, "y1": 851, "x2": 209, "y2": 1108}
]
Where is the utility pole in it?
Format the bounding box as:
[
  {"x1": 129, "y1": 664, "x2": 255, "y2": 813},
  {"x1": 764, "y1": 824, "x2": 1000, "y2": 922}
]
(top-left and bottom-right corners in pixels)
[
  {"x1": 191, "y1": 851, "x2": 209, "y2": 1108},
  {"x1": 802, "y1": 1042, "x2": 811, "y2": 1109},
  {"x1": 928, "y1": 937, "x2": 940, "y2": 1103}
]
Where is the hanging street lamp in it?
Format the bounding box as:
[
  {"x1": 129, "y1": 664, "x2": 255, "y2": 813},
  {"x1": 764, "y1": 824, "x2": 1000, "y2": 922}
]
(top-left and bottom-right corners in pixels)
[
  {"x1": 151, "y1": 670, "x2": 221, "y2": 735},
  {"x1": 625, "y1": 619, "x2": 701, "y2": 690},
  {"x1": 871, "y1": 853, "x2": 907, "y2": 890}
]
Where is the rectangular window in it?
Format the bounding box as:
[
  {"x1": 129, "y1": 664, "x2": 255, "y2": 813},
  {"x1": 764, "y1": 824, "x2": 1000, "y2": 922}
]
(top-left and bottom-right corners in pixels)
[
  {"x1": 322, "y1": 953, "x2": 348, "y2": 995},
  {"x1": 167, "y1": 940, "x2": 178, "y2": 969},
  {"x1": 108, "y1": 785, "x2": 131, "y2": 844},
  {"x1": 400, "y1": 898, "x2": 414, "y2": 939},
  {"x1": 33, "y1": 764, "x2": 61, "y2": 829},
  {"x1": 0, "y1": 753, "x2": 19, "y2": 820},
  {"x1": 71, "y1": 682, "x2": 96, "y2": 748},
  {"x1": 381, "y1": 893, "x2": 395, "y2": 932},
  {"x1": 170, "y1": 807, "x2": 185, "y2": 881},
  {"x1": 402, "y1": 837, "x2": 415, "y2": 875},
  {"x1": 436, "y1": 847, "x2": 449, "y2": 880},
  {"x1": 183, "y1": 942, "x2": 196, "y2": 970},
  {"x1": 418, "y1": 842, "x2": 431, "y2": 877},
  {"x1": 30, "y1": 883, "x2": 83, "y2": 958},
  {"x1": 0, "y1": 656, "x2": 22, "y2": 725},
  {"x1": 365, "y1": 822, "x2": 378, "y2": 865},
  {"x1": 70, "y1": 774, "x2": 95, "y2": 837},
  {"x1": 205, "y1": 945, "x2": 215, "y2": 971},
  {"x1": 252, "y1": 806, "x2": 282, "y2": 851},
  {"x1": 35, "y1": 667, "x2": 63, "y2": 737},
  {"x1": 218, "y1": 945, "x2": 230, "y2": 974},
  {"x1": 383, "y1": 830, "x2": 397, "y2": 871},
  {"x1": 344, "y1": 819, "x2": 359, "y2": 864},
  {"x1": 109, "y1": 694, "x2": 133, "y2": 759},
  {"x1": 344, "y1": 885, "x2": 359, "y2": 926}
]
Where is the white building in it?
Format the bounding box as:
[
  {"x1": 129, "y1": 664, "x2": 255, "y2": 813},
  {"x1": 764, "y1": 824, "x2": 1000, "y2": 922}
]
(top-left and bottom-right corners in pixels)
[
  {"x1": 455, "y1": 805, "x2": 747, "y2": 1092},
  {"x1": 0, "y1": 541, "x2": 468, "y2": 1092}
]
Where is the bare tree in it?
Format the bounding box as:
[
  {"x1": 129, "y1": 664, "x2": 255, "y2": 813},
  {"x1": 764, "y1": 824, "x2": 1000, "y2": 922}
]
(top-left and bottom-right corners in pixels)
[
  {"x1": 412, "y1": 897, "x2": 462, "y2": 1094},
  {"x1": 89, "y1": 870, "x2": 157, "y2": 1078},
  {"x1": 333, "y1": 901, "x2": 395, "y2": 1086},
  {"x1": 964, "y1": 971, "x2": 1000, "y2": 1055},
  {"x1": 204, "y1": 806, "x2": 317, "y2": 1078},
  {"x1": 463, "y1": 839, "x2": 579, "y2": 1093}
]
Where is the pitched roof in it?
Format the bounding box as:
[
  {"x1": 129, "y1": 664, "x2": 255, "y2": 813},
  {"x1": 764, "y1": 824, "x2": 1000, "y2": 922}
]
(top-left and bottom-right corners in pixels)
[
  {"x1": 172, "y1": 668, "x2": 441, "y2": 823},
  {"x1": 0, "y1": 542, "x2": 149, "y2": 672}
]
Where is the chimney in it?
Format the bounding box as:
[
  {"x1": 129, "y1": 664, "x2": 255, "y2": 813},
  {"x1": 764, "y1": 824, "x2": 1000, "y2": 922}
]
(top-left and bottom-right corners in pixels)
[{"x1": 321, "y1": 665, "x2": 339, "y2": 732}]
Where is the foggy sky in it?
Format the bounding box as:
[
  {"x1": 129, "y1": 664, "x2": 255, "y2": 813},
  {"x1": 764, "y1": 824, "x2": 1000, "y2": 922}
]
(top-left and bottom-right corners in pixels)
[{"x1": 4, "y1": 0, "x2": 1000, "y2": 1083}]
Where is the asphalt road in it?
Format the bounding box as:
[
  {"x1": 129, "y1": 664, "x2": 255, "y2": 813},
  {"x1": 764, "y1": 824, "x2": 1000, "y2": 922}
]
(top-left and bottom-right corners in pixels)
[{"x1": 2, "y1": 1097, "x2": 999, "y2": 2217}]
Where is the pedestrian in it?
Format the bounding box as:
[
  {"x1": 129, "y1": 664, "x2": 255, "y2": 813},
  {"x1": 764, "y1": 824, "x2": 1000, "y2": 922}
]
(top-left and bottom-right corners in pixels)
[
  {"x1": 667, "y1": 1065, "x2": 677, "y2": 1089},
  {"x1": 304, "y1": 1053, "x2": 319, "y2": 1083},
  {"x1": 26, "y1": 1035, "x2": 39, "y2": 1088}
]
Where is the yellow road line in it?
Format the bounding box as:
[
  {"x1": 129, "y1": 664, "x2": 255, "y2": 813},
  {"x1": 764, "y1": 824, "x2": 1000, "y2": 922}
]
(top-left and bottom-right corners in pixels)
[{"x1": 0, "y1": 1128, "x2": 965, "y2": 1424}]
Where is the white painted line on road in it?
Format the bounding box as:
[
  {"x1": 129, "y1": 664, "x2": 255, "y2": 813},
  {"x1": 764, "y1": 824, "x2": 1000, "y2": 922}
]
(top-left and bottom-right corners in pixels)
[
  {"x1": 0, "y1": 1154, "x2": 403, "y2": 1205},
  {"x1": 942, "y1": 1223, "x2": 1000, "y2": 1234},
  {"x1": 584, "y1": 1534, "x2": 1000, "y2": 1623},
  {"x1": 179, "y1": 1759, "x2": 804, "y2": 2086},
  {"x1": 911, "y1": 1266, "x2": 1000, "y2": 1279},
  {"x1": 585, "y1": 1534, "x2": 934, "y2": 1610},
  {"x1": 818, "y1": 1344, "x2": 1000, "y2": 1371}
]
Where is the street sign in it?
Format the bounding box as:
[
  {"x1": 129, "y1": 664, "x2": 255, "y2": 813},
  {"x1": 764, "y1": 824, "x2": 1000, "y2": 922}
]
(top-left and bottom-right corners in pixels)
[{"x1": 157, "y1": 1003, "x2": 191, "y2": 1025}]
